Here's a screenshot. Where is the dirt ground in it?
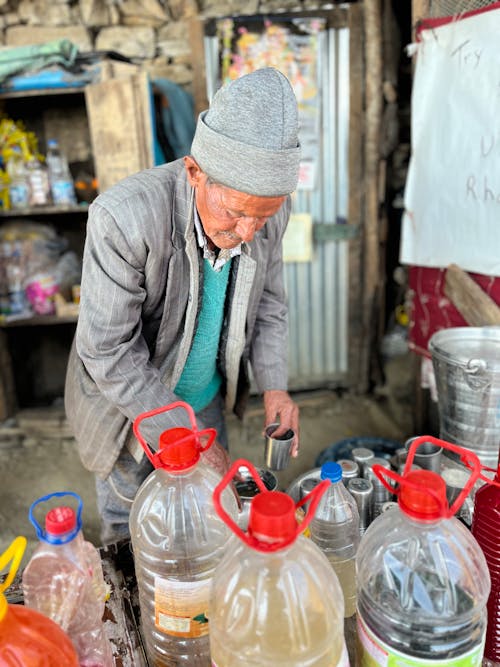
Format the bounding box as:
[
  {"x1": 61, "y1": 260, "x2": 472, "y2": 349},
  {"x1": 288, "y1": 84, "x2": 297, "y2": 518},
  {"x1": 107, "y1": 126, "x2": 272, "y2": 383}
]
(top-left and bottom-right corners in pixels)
[{"x1": 0, "y1": 352, "x2": 418, "y2": 560}]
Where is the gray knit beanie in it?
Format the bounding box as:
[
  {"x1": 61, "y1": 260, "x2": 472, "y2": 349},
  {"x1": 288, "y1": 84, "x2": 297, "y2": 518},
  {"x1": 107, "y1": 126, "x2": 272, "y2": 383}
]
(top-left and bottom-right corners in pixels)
[{"x1": 190, "y1": 67, "x2": 300, "y2": 196}]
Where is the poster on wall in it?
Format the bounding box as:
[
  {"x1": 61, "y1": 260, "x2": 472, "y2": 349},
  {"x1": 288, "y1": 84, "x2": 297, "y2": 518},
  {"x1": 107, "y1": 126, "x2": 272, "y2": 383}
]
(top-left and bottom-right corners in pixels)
[
  {"x1": 214, "y1": 15, "x2": 325, "y2": 191},
  {"x1": 400, "y1": 6, "x2": 500, "y2": 277}
]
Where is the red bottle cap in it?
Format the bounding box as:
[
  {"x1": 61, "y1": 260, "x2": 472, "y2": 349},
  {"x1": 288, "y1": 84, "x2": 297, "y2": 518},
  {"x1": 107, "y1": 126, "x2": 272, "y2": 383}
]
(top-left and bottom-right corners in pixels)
[
  {"x1": 133, "y1": 401, "x2": 216, "y2": 472},
  {"x1": 157, "y1": 427, "x2": 198, "y2": 468},
  {"x1": 399, "y1": 470, "x2": 447, "y2": 521},
  {"x1": 249, "y1": 492, "x2": 296, "y2": 542},
  {"x1": 45, "y1": 506, "x2": 76, "y2": 535}
]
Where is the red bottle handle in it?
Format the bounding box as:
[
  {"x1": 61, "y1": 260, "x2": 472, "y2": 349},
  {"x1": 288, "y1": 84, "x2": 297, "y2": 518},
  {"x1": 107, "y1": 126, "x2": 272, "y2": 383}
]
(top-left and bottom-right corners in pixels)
[
  {"x1": 133, "y1": 400, "x2": 216, "y2": 468},
  {"x1": 375, "y1": 435, "x2": 482, "y2": 518},
  {"x1": 213, "y1": 458, "x2": 330, "y2": 552},
  {"x1": 460, "y1": 458, "x2": 500, "y2": 488}
]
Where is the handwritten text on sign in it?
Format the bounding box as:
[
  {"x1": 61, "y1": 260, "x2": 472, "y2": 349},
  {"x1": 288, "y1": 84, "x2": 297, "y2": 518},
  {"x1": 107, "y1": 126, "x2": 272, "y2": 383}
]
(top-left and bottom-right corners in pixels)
[{"x1": 400, "y1": 8, "x2": 500, "y2": 276}]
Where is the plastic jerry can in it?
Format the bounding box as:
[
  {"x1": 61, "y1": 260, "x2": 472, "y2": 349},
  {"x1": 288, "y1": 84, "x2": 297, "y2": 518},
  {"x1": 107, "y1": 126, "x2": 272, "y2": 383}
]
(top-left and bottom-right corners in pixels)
[
  {"x1": 210, "y1": 458, "x2": 350, "y2": 666},
  {"x1": 356, "y1": 436, "x2": 490, "y2": 666},
  {"x1": 129, "y1": 400, "x2": 239, "y2": 666}
]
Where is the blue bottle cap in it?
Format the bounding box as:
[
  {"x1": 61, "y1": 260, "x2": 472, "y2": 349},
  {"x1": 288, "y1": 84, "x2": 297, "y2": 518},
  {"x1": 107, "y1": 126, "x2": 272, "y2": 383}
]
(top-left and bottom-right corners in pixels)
[{"x1": 320, "y1": 461, "x2": 342, "y2": 482}]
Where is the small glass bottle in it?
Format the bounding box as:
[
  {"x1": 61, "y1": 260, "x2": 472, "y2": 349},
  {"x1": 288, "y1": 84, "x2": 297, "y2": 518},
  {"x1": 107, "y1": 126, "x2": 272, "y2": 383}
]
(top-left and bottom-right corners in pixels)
[
  {"x1": 6, "y1": 146, "x2": 29, "y2": 210},
  {"x1": 46, "y1": 139, "x2": 77, "y2": 205},
  {"x1": 27, "y1": 156, "x2": 51, "y2": 206}
]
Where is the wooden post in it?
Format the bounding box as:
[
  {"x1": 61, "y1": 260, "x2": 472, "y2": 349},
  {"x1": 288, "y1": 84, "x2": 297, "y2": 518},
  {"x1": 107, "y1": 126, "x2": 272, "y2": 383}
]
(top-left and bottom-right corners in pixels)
[
  {"x1": 347, "y1": 3, "x2": 366, "y2": 390},
  {"x1": 357, "y1": 0, "x2": 384, "y2": 393},
  {"x1": 412, "y1": 0, "x2": 431, "y2": 35},
  {"x1": 188, "y1": 16, "x2": 209, "y2": 117}
]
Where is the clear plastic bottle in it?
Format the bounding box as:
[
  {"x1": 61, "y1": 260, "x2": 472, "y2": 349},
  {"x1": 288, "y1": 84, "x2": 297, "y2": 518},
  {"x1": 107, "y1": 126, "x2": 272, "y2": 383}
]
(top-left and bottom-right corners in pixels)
[
  {"x1": 356, "y1": 436, "x2": 490, "y2": 666},
  {"x1": 6, "y1": 146, "x2": 29, "y2": 210},
  {"x1": 129, "y1": 400, "x2": 239, "y2": 666},
  {"x1": 46, "y1": 138, "x2": 77, "y2": 205},
  {"x1": 1, "y1": 536, "x2": 79, "y2": 666},
  {"x1": 27, "y1": 155, "x2": 51, "y2": 206},
  {"x1": 5, "y1": 241, "x2": 27, "y2": 314},
  {"x1": 471, "y1": 462, "x2": 500, "y2": 666},
  {"x1": 22, "y1": 491, "x2": 113, "y2": 666},
  {"x1": 210, "y1": 458, "x2": 350, "y2": 666},
  {"x1": 309, "y1": 461, "x2": 360, "y2": 617}
]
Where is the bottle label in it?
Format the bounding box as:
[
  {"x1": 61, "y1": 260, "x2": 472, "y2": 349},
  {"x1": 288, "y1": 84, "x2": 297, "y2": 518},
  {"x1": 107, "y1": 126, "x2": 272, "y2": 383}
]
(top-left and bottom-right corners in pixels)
[
  {"x1": 51, "y1": 180, "x2": 76, "y2": 205},
  {"x1": 357, "y1": 614, "x2": 485, "y2": 666},
  {"x1": 9, "y1": 183, "x2": 29, "y2": 208},
  {"x1": 154, "y1": 576, "x2": 210, "y2": 638}
]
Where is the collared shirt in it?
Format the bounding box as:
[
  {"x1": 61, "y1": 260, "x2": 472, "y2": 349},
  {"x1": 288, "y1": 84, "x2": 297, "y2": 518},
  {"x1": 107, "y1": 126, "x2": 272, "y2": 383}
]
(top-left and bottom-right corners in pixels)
[{"x1": 193, "y1": 208, "x2": 241, "y2": 272}]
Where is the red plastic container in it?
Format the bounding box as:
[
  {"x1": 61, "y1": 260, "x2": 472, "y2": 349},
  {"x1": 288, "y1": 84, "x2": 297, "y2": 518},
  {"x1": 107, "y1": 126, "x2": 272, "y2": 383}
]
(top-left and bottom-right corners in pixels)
[
  {"x1": 0, "y1": 536, "x2": 79, "y2": 666},
  {"x1": 471, "y1": 463, "x2": 500, "y2": 664}
]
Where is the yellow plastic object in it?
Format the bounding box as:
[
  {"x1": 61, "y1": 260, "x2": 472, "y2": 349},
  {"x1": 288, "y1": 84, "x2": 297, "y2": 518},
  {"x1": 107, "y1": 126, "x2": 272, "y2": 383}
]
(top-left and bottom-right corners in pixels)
[
  {"x1": 0, "y1": 535, "x2": 26, "y2": 622},
  {"x1": 395, "y1": 304, "x2": 410, "y2": 327}
]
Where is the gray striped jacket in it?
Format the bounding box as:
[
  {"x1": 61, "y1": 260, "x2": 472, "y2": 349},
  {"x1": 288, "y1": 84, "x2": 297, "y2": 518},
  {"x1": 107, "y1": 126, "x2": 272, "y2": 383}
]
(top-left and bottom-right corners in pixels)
[{"x1": 64, "y1": 160, "x2": 290, "y2": 478}]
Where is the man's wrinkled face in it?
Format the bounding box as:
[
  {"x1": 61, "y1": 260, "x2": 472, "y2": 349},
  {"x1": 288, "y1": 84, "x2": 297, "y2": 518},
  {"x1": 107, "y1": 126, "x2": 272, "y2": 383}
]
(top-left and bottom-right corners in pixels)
[{"x1": 184, "y1": 156, "x2": 286, "y2": 250}]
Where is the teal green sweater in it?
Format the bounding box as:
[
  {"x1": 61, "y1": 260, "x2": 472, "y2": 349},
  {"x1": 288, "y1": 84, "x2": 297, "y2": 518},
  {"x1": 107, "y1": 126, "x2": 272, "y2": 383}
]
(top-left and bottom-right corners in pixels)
[{"x1": 174, "y1": 259, "x2": 231, "y2": 412}]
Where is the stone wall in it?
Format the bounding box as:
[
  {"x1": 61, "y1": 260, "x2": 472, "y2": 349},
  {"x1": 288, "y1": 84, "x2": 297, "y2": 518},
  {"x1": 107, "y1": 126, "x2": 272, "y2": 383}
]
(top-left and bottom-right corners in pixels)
[{"x1": 0, "y1": 0, "x2": 339, "y2": 90}]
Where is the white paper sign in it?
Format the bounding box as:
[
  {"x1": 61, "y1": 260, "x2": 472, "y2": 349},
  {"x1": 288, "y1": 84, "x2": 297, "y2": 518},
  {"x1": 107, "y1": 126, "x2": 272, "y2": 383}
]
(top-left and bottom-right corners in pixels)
[
  {"x1": 400, "y1": 8, "x2": 500, "y2": 276},
  {"x1": 282, "y1": 213, "x2": 313, "y2": 263}
]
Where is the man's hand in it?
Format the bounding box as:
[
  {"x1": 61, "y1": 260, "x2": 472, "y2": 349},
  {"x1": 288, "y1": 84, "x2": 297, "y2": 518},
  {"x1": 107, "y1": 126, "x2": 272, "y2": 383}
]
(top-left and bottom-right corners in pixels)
[
  {"x1": 201, "y1": 439, "x2": 231, "y2": 478},
  {"x1": 263, "y1": 390, "x2": 299, "y2": 457}
]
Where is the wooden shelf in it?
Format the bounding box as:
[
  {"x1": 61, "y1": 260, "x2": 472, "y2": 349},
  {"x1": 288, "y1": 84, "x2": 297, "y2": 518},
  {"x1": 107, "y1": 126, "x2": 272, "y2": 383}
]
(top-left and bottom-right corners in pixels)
[
  {"x1": 0, "y1": 86, "x2": 86, "y2": 100},
  {"x1": 0, "y1": 204, "x2": 89, "y2": 218},
  {"x1": 0, "y1": 314, "x2": 78, "y2": 327}
]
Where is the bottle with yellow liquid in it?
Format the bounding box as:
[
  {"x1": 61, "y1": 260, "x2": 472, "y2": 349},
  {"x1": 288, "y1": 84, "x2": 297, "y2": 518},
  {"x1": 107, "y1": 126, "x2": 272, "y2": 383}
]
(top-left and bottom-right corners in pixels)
[
  {"x1": 130, "y1": 400, "x2": 238, "y2": 666},
  {"x1": 309, "y1": 461, "x2": 359, "y2": 618},
  {"x1": 210, "y1": 458, "x2": 350, "y2": 667}
]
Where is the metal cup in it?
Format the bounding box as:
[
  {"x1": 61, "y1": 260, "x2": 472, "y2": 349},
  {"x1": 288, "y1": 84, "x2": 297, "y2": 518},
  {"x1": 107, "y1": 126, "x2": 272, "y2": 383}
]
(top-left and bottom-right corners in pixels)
[
  {"x1": 235, "y1": 465, "x2": 278, "y2": 530},
  {"x1": 352, "y1": 447, "x2": 375, "y2": 478},
  {"x1": 405, "y1": 436, "x2": 443, "y2": 473},
  {"x1": 264, "y1": 423, "x2": 295, "y2": 471}
]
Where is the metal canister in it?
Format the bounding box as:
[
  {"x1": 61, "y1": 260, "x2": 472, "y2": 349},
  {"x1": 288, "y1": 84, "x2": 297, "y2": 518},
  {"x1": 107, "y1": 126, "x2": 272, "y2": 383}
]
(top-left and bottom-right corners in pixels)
[
  {"x1": 299, "y1": 476, "x2": 320, "y2": 499},
  {"x1": 351, "y1": 448, "x2": 375, "y2": 478},
  {"x1": 365, "y1": 457, "x2": 392, "y2": 516},
  {"x1": 338, "y1": 459, "x2": 360, "y2": 482},
  {"x1": 347, "y1": 477, "x2": 374, "y2": 534}
]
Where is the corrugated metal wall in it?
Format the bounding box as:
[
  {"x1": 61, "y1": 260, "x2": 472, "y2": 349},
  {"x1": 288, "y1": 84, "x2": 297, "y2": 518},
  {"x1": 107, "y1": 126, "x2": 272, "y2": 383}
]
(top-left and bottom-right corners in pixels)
[{"x1": 204, "y1": 14, "x2": 351, "y2": 391}]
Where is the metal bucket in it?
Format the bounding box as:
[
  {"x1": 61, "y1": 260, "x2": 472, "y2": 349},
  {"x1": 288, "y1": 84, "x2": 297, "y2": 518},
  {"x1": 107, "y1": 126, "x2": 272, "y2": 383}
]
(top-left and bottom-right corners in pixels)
[{"x1": 429, "y1": 327, "x2": 500, "y2": 468}]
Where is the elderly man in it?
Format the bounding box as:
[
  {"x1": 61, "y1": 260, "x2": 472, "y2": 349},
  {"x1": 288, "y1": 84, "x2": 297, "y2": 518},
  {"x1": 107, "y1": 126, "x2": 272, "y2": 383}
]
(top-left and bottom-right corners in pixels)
[{"x1": 65, "y1": 67, "x2": 301, "y2": 543}]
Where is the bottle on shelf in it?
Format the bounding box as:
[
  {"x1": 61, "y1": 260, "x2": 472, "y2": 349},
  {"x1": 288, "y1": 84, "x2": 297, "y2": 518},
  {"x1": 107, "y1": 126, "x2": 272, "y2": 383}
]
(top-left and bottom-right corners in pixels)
[
  {"x1": 4, "y1": 241, "x2": 27, "y2": 314},
  {"x1": 309, "y1": 461, "x2": 360, "y2": 617},
  {"x1": 129, "y1": 400, "x2": 239, "y2": 666},
  {"x1": 356, "y1": 436, "x2": 490, "y2": 666},
  {"x1": 22, "y1": 491, "x2": 113, "y2": 667},
  {"x1": 26, "y1": 155, "x2": 51, "y2": 206},
  {"x1": 46, "y1": 138, "x2": 77, "y2": 206},
  {"x1": 1, "y1": 536, "x2": 79, "y2": 666},
  {"x1": 6, "y1": 145, "x2": 29, "y2": 210},
  {"x1": 471, "y1": 460, "x2": 500, "y2": 666},
  {"x1": 210, "y1": 458, "x2": 350, "y2": 666}
]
